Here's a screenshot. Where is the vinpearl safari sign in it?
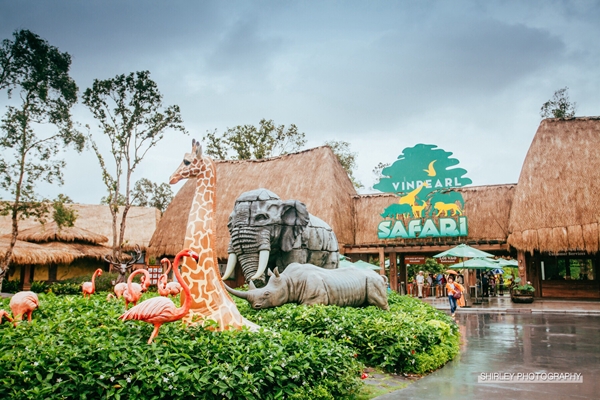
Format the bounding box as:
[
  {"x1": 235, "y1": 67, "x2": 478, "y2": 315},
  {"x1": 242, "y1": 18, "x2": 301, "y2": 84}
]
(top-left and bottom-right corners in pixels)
[{"x1": 373, "y1": 144, "x2": 471, "y2": 240}]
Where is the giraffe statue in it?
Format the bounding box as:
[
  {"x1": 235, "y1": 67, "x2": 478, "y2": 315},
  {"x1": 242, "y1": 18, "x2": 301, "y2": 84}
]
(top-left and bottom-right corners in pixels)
[{"x1": 169, "y1": 139, "x2": 258, "y2": 331}]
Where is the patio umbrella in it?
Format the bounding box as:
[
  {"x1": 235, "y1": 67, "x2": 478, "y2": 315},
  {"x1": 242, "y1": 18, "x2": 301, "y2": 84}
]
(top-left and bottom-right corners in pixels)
[
  {"x1": 448, "y1": 257, "x2": 500, "y2": 269},
  {"x1": 445, "y1": 269, "x2": 459, "y2": 275},
  {"x1": 339, "y1": 255, "x2": 356, "y2": 268},
  {"x1": 494, "y1": 258, "x2": 518, "y2": 267},
  {"x1": 491, "y1": 268, "x2": 505, "y2": 275},
  {"x1": 433, "y1": 244, "x2": 495, "y2": 259},
  {"x1": 353, "y1": 260, "x2": 382, "y2": 270}
]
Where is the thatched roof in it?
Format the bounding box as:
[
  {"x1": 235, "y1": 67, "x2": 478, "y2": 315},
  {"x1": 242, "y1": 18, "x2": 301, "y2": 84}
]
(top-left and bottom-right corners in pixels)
[
  {"x1": 352, "y1": 184, "x2": 516, "y2": 246},
  {"x1": 508, "y1": 117, "x2": 600, "y2": 254},
  {"x1": 0, "y1": 204, "x2": 160, "y2": 250},
  {"x1": 150, "y1": 146, "x2": 357, "y2": 258},
  {"x1": 0, "y1": 237, "x2": 112, "y2": 266},
  {"x1": 0, "y1": 204, "x2": 160, "y2": 265},
  {"x1": 17, "y1": 222, "x2": 108, "y2": 245}
]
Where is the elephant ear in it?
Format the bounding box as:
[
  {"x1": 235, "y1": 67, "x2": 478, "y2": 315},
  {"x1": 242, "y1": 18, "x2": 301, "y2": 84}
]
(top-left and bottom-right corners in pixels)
[{"x1": 280, "y1": 200, "x2": 310, "y2": 252}]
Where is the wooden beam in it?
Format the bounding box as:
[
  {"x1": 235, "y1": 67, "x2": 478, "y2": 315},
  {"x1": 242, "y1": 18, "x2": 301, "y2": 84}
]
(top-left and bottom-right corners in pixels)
[
  {"x1": 378, "y1": 248, "x2": 385, "y2": 277},
  {"x1": 389, "y1": 251, "x2": 397, "y2": 292},
  {"x1": 344, "y1": 243, "x2": 508, "y2": 254}
]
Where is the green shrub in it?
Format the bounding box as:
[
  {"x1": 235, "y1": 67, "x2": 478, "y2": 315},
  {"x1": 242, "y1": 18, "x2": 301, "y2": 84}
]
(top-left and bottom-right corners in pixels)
[
  {"x1": 236, "y1": 291, "x2": 459, "y2": 375},
  {"x1": 0, "y1": 293, "x2": 363, "y2": 399},
  {"x1": 2, "y1": 279, "x2": 20, "y2": 293},
  {"x1": 48, "y1": 281, "x2": 82, "y2": 295},
  {"x1": 30, "y1": 280, "x2": 49, "y2": 293}
]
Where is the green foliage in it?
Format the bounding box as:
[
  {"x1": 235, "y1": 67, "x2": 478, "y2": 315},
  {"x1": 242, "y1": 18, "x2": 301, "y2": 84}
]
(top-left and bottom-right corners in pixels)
[
  {"x1": 30, "y1": 280, "x2": 49, "y2": 294},
  {"x1": 324, "y1": 140, "x2": 362, "y2": 189},
  {"x1": 0, "y1": 293, "x2": 363, "y2": 399},
  {"x1": 2, "y1": 279, "x2": 20, "y2": 293},
  {"x1": 236, "y1": 291, "x2": 459, "y2": 375},
  {"x1": 83, "y1": 70, "x2": 186, "y2": 258},
  {"x1": 47, "y1": 281, "x2": 81, "y2": 295},
  {"x1": 511, "y1": 277, "x2": 534, "y2": 293},
  {"x1": 131, "y1": 177, "x2": 174, "y2": 213},
  {"x1": 540, "y1": 87, "x2": 576, "y2": 119},
  {"x1": 0, "y1": 29, "x2": 84, "y2": 275},
  {"x1": 50, "y1": 194, "x2": 77, "y2": 229},
  {"x1": 203, "y1": 118, "x2": 306, "y2": 160}
]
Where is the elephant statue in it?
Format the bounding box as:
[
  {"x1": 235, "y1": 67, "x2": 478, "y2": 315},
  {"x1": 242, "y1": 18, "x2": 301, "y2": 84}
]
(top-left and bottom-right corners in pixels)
[{"x1": 221, "y1": 189, "x2": 339, "y2": 287}]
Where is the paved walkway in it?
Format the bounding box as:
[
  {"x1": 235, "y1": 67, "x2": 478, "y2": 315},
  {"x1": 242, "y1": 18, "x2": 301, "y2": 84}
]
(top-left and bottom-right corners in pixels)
[
  {"x1": 420, "y1": 295, "x2": 600, "y2": 315},
  {"x1": 376, "y1": 312, "x2": 600, "y2": 399}
]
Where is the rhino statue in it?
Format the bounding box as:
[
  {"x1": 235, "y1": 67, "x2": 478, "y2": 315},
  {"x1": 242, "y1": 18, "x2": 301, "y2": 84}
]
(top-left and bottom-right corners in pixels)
[{"x1": 225, "y1": 263, "x2": 389, "y2": 310}]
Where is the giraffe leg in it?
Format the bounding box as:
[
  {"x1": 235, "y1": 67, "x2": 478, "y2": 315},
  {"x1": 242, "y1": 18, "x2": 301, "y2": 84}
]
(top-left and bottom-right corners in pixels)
[{"x1": 148, "y1": 324, "x2": 161, "y2": 344}]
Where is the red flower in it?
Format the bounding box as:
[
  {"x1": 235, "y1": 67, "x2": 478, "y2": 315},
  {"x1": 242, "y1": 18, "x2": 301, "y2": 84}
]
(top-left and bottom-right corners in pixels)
[
  {"x1": 411, "y1": 350, "x2": 416, "y2": 355},
  {"x1": 361, "y1": 373, "x2": 369, "y2": 379}
]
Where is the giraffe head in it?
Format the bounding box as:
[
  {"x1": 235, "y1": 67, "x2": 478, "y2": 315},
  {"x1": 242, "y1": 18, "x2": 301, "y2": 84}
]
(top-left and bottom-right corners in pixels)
[{"x1": 169, "y1": 139, "x2": 211, "y2": 184}]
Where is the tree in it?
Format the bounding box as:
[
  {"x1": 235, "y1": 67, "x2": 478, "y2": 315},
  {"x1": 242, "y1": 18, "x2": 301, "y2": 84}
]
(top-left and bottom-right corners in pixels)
[
  {"x1": 0, "y1": 30, "x2": 84, "y2": 290},
  {"x1": 540, "y1": 87, "x2": 577, "y2": 119},
  {"x1": 82, "y1": 70, "x2": 186, "y2": 259},
  {"x1": 50, "y1": 194, "x2": 77, "y2": 230},
  {"x1": 131, "y1": 178, "x2": 174, "y2": 214},
  {"x1": 203, "y1": 118, "x2": 306, "y2": 160},
  {"x1": 324, "y1": 140, "x2": 362, "y2": 189}
]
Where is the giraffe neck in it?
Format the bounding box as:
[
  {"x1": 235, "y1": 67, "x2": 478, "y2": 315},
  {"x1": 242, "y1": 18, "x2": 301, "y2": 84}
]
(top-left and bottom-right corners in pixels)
[{"x1": 180, "y1": 159, "x2": 245, "y2": 329}]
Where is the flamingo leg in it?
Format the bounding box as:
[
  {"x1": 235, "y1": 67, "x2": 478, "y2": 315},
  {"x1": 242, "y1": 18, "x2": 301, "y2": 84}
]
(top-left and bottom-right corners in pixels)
[
  {"x1": 28, "y1": 311, "x2": 32, "y2": 322},
  {"x1": 148, "y1": 324, "x2": 162, "y2": 344}
]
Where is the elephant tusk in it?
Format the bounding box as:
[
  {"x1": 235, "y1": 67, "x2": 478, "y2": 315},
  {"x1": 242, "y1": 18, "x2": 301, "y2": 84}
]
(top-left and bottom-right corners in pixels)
[
  {"x1": 250, "y1": 250, "x2": 270, "y2": 281},
  {"x1": 222, "y1": 253, "x2": 238, "y2": 280},
  {"x1": 224, "y1": 283, "x2": 250, "y2": 299}
]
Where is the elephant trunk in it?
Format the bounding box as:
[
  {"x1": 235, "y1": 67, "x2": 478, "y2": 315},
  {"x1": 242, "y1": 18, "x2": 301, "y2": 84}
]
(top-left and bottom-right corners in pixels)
[
  {"x1": 237, "y1": 253, "x2": 265, "y2": 286},
  {"x1": 230, "y1": 227, "x2": 271, "y2": 285}
]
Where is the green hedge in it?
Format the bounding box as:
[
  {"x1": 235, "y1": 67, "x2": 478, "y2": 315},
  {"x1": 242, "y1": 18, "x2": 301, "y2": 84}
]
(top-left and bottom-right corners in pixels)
[
  {"x1": 236, "y1": 291, "x2": 459, "y2": 375},
  {"x1": 0, "y1": 293, "x2": 362, "y2": 399},
  {"x1": 0, "y1": 291, "x2": 459, "y2": 399}
]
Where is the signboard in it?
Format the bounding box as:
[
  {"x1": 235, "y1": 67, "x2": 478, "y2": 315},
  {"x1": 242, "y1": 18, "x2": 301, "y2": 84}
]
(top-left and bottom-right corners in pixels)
[
  {"x1": 404, "y1": 255, "x2": 458, "y2": 265},
  {"x1": 147, "y1": 266, "x2": 163, "y2": 285},
  {"x1": 374, "y1": 144, "x2": 471, "y2": 240},
  {"x1": 404, "y1": 256, "x2": 426, "y2": 264}
]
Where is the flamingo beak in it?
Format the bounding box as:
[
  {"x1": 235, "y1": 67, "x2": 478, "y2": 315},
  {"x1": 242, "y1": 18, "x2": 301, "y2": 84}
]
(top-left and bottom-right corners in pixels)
[{"x1": 188, "y1": 250, "x2": 199, "y2": 261}]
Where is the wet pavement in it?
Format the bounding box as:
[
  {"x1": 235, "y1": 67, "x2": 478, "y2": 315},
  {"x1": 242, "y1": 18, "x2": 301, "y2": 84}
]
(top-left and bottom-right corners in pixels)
[{"x1": 375, "y1": 313, "x2": 600, "y2": 399}]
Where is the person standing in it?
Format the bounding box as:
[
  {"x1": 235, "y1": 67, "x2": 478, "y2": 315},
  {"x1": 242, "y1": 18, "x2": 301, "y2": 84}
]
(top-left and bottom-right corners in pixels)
[
  {"x1": 446, "y1": 276, "x2": 464, "y2": 318},
  {"x1": 416, "y1": 271, "x2": 425, "y2": 298},
  {"x1": 498, "y1": 275, "x2": 505, "y2": 296}
]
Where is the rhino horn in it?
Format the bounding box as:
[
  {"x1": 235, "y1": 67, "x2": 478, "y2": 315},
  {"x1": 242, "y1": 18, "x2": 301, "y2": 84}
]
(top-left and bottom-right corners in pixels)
[
  {"x1": 248, "y1": 280, "x2": 257, "y2": 291},
  {"x1": 224, "y1": 284, "x2": 250, "y2": 299}
]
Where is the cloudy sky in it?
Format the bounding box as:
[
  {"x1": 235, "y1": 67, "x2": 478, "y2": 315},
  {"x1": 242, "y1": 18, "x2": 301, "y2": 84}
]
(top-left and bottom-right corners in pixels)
[{"x1": 1, "y1": 0, "x2": 599, "y2": 204}]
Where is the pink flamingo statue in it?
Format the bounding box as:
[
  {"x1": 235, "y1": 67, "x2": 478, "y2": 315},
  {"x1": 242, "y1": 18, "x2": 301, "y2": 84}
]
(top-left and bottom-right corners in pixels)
[
  {"x1": 122, "y1": 269, "x2": 150, "y2": 309},
  {"x1": 0, "y1": 309, "x2": 14, "y2": 325},
  {"x1": 113, "y1": 282, "x2": 127, "y2": 298},
  {"x1": 120, "y1": 249, "x2": 199, "y2": 344},
  {"x1": 82, "y1": 268, "x2": 103, "y2": 298},
  {"x1": 160, "y1": 258, "x2": 182, "y2": 297},
  {"x1": 157, "y1": 275, "x2": 170, "y2": 297},
  {"x1": 9, "y1": 291, "x2": 39, "y2": 325}
]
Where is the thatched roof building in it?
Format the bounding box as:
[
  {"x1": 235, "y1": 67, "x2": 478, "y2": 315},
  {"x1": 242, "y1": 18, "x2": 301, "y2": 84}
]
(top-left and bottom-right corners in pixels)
[
  {"x1": 150, "y1": 146, "x2": 357, "y2": 258},
  {"x1": 0, "y1": 204, "x2": 160, "y2": 265},
  {"x1": 17, "y1": 222, "x2": 108, "y2": 245},
  {"x1": 351, "y1": 184, "x2": 516, "y2": 248},
  {"x1": 508, "y1": 117, "x2": 600, "y2": 254}
]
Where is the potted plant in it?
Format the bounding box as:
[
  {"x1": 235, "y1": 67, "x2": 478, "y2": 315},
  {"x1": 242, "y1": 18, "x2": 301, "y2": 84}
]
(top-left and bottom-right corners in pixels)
[{"x1": 510, "y1": 277, "x2": 535, "y2": 303}]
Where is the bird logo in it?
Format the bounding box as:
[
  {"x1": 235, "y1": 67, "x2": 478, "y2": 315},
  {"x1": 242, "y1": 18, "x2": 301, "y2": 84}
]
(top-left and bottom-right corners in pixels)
[{"x1": 423, "y1": 160, "x2": 437, "y2": 176}]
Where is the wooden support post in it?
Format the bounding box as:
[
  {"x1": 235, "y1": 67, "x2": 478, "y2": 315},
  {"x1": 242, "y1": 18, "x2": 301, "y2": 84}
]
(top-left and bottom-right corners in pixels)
[
  {"x1": 517, "y1": 250, "x2": 527, "y2": 283},
  {"x1": 378, "y1": 248, "x2": 385, "y2": 277},
  {"x1": 398, "y1": 254, "x2": 407, "y2": 295},
  {"x1": 389, "y1": 251, "x2": 397, "y2": 292}
]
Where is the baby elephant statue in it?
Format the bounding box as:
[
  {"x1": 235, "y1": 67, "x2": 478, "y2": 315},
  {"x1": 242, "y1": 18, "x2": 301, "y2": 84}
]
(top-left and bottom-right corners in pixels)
[
  {"x1": 222, "y1": 188, "x2": 340, "y2": 287},
  {"x1": 225, "y1": 263, "x2": 390, "y2": 310}
]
